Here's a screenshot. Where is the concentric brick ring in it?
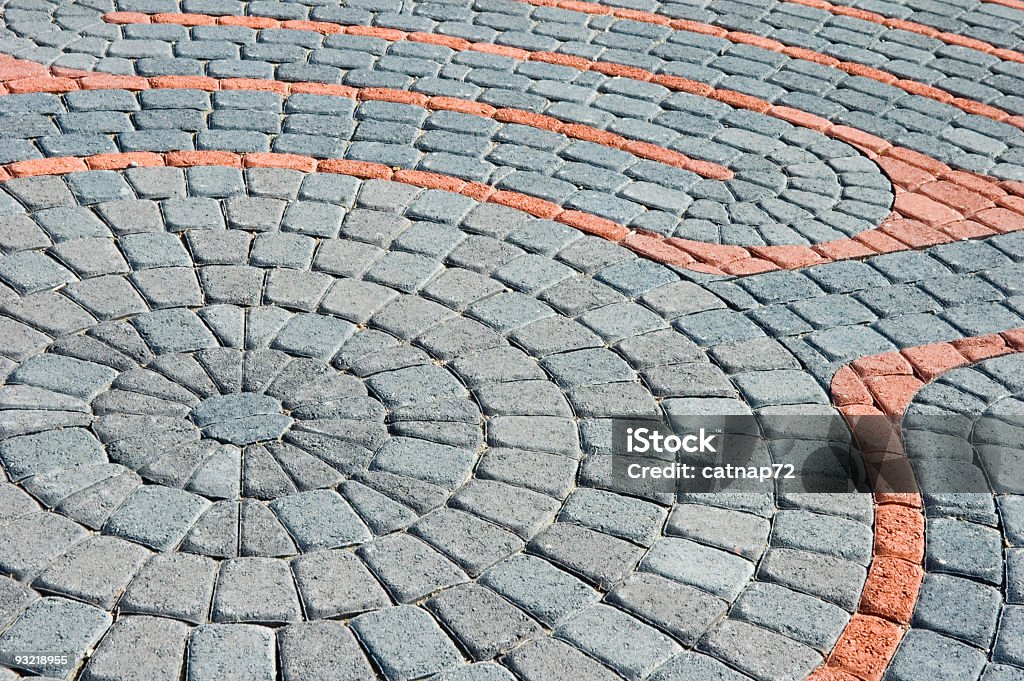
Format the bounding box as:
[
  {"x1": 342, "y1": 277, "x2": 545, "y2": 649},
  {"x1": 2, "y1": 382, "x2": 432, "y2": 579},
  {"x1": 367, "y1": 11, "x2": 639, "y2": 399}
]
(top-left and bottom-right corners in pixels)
[{"x1": 1, "y1": 324, "x2": 492, "y2": 558}]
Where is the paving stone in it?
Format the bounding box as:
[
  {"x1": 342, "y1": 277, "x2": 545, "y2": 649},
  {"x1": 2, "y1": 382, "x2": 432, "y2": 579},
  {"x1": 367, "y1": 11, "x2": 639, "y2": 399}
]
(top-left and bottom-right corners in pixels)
[
  {"x1": 452, "y1": 479, "x2": 561, "y2": 538},
  {"x1": 270, "y1": 489, "x2": 371, "y2": 551},
  {"x1": 731, "y1": 582, "x2": 849, "y2": 651},
  {"x1": 428, "y1": 582, "x2": 541, "y2": 661},
  {"x1": 640, "y1": 537, "x2": 755, "y2": 601},
  {"x1": 0, "y1": 597, "x2": 111, "y2": 678},
  {"x1": 118, "y1": 553, "x2": 218, "y2": 624},
  {"x1": 556, "y1": 603, "x2": 682, "y2": 681},
  {"x1": 358, "y1": 533, "x2": 468, "y2": 604},
  {"x1": 290, "y1": 548, "x2": 391, "y2": 619},
  {"x1": 771, "y1": 509, "x2": 872, "y2": 564},
  {"x1": 607, "y1": 573, "x2": 728, "y2": 646},
  {"x1": 926, "y1": 518, "x2": 1004, "y2": 585},
  {"x1": 559, "y1": 487, "x2": 666, "y2": 546},
  {"x1": 995, "y1": 606, "x2": 1024, "y2": 668},
  {"x1": 757, "y1": 548, "x2": 866, "y2": 610},
  {"x1": 278, "y1": 621, "x2": 376, "y2": 681},
  {"x1": 82, "y1": 616, "x2": 189, "y2": 681},
  {"x1": 647, "y1": 652, "x2": 752, "y2": 681},
  {"x1": 666, "y1": 504, "x2": 770, "y2": 561},
  {"x1": 529, "y1": 522, "x2": 643, "y2": 589},
  {"x1": 503, "y1": 636, "x2": 621, "y2": 681},
  {"x1": 0, "y1": 427, "x2": 105, "y2": 481},
  {"x1": 888, "y1": 629, "x2": 987, "y2": 681},
  {"x1": 104, "y1": 486, "x2": 211, "y2": 551},
  {"x1": 351, "y1": 606, "x2": 464, "y2": 681},
  {"x1": 913, "y1": 573, "x2": 1001, "y2": 649},
  {"x1": 698, "y1": 619, "x2": 821, "y2": 681},
  {"x1": 212, "y1": 557, "x2": 302, "y2": 624},
  {"x1": 186, "y1": 624, "x2": 276, "y2": 681},
  {"x1": 33, "y1": 536, "x2": 150, "y2": 609},
  {"x1": 481, "y1": 554, "x2": 598, "y2": 627}
]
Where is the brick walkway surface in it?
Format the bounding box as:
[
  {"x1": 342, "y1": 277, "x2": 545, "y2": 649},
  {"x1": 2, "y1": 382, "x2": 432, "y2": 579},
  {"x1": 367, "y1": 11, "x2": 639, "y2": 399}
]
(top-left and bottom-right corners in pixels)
[{"x1": 0, "y1": 0, "x2": 1022, "y2": 679}]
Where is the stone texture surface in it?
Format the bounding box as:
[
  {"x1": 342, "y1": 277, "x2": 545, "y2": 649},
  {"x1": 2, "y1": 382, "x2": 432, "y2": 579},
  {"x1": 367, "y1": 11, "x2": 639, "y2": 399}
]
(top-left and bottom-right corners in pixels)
[{"x1": 0, "y1": 1, "x2": 1022, "y2": 679}]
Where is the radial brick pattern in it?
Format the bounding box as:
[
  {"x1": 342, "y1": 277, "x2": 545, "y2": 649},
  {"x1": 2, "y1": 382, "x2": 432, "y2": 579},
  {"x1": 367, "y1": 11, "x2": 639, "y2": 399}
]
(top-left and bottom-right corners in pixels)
[{"x1": 0, "y1": 0, "x2": 1022, "y2": 680}]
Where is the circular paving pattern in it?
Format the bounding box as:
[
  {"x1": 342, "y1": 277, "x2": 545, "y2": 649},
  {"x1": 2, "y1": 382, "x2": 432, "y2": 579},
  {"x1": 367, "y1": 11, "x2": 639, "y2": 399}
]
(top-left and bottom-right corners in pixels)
[
  {"x1": 0, "y1": 0, "x2": 1021, "y2": 680},
  {"x1": 0, "y1": 166, "x2": 876, "y2": 681},
  {"x1": 892, "y1": 354, "x2": 1024, "y2": 680}
]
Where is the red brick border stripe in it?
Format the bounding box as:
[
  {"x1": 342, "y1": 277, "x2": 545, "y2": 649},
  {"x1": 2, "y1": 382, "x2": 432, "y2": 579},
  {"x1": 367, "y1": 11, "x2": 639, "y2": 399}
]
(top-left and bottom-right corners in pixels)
[
  {"x1": 982, "y1": 0, "x2": 1024, "y2": 11},
  {"x1": 817, "y1": 329, "x2": 1024, "y2": 681},
  {"x1": 784, "y1": 0, "x2": 1024, "y2": 65},
  {"x1": 509, "y1": 2, "x2": 1018, "y2": 128},
  {"x1": 103, "y1": 10, "x2": 1024, "y2": 131},
  {"x1": 2, "y1": 52, "x2": 1023, "y2": 274},
  {"x1": 0, "y1": 60, "x2": 729, "y2": 182},
  {"x1": 0, "y1": 152, "x2": 677, "y2": 259}
]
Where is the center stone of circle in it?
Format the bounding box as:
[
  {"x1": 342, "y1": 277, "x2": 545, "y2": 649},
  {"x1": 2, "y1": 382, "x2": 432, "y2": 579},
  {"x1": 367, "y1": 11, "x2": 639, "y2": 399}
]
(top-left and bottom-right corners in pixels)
[{"x1": 188, "y1": 393, "x2": 294, "y2": 446}]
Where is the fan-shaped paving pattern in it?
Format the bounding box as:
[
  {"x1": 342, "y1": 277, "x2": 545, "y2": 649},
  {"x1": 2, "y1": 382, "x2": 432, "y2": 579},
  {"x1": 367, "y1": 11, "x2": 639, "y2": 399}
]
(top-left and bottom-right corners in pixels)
[
  {"x1": 889, "y1": 353, "x2": 1024, "y2": 680},
  {"x1": 0, "y1": 166, "x2": 881, "y2": 681}
]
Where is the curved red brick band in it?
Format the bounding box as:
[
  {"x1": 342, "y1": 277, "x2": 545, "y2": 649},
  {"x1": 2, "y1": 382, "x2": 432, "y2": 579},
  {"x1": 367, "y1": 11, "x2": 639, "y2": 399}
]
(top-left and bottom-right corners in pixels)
[
  {"x1": 1, "y1": 50, "x2": 1022, "y2": 275},
  {"x1": 0, "y1": 149, "x2": 678, "y2": 257},
  {"x1": 816, "y1": 329, "x2": 1024, "y2": 681},
  {"x1": 0, "y1": 58, "x2": 728, "y2": 183},
  {"x1": 89, "y1": 16, "x2": 1024, "y2": 275},
  {"x1": 105, "y1": 10, "x2": 1024, "y2": 132},
  {"x1": 492, "y1": 2, "x2": 1024, "y2": 128},
  {"x1": 982, "y1": 0, "x2": 1024, "y2": 11},
  {"x1": 784, "y1": 0, "x2": 1024, "y2": 65}
]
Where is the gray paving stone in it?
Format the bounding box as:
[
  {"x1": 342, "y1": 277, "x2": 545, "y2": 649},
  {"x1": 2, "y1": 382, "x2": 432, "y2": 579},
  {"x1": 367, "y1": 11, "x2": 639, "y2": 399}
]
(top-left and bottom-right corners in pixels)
[
  {"x1": 502, "y1": 636, "x2": 621, "y2": 681},
  {"x1": 556, "y1": 603, "x2": 682, "y2": 681},
  {"x1": 186, "y1": 624, "x2": 276, "y2": 681},
  {"x1": 358, "y1": 533, "x2": 468, "y2": 603},
  {"x1": 351, "y1": 606, "x2": 464, "y2": 681},
  {"x1": 104, "y1": 486, "x2": 211, "y2": 551},
  {"x1": 734, "y1": 370, "x2": 829, "y2": 407},
  {"x1": 559, "y1": 487, "x2": 666, "y2": 546},
  {"x1": 0, "y1": 597, "x2": 111, "y2": 678},
  {"x1": 757, "y1": 548, "x2": 866, "y2": 611},
  {"x1": 699, "y1": 619, "x2": 821, "y2": 681},
  {"x1": 771, "y1": 509, "x2": 872, "y2": 564},
  {"x1": 270, "y1": 489, "x2": 371, "y2": 551},
  {"x1": 411, "y1": 508, "x2": 524, "y2": 577},
  {"x1": 641, "y1": 537, "x2": 755, "y2": 601},
  {"x1": 926, "y1": 518, "x2": 1004, "y2": 585},
  {"x1": 731, "y1": 582, "x2": 849, "y2": 651},
  {"x1": 451, "y1": 479, "x2": 560, "y2": 538},
  {"x1": 81, "y1": 616, "x2": 189, "y2": 681},
  {"x1": 616, "y1": 329, "x2": 706, "y2": 369},
  {"x1": 648, "y1": 652, "x2": 753, "y2": 681},
  {"x1": 994, "y1": 606, "x2": 1024, "y2": 668},
  {"x1": 913, "y1": 573, "x2": 1001, "y2": 649},
  {"x1": 481, "y1": 554, "x2": 598, "y2": 627},
  {"x1": 278, "y1": 621, "x2": 376, "y2": 681},
  {"x1": 888, "y1": 629, "x2": 987, "y2": 681},
  {"x1": 291, "y1": 548, "x2": 391, "y2": 619},
  {"x1": 212, "y1": 557, "x2": 302, "y2": 624},
  {"x1": 428, "y1": 582, "x2": 541, "y2": 661},
  {"x1": 118, "y1": 553, "x2": 218, "y2": 624},
  {"x1": 0, "y1": 428, "x2": 105, "y2": 481},
  {"x1": 33, "y1": 535, "x2": 150, "y2": 609},
  {"x1": 529, "y1": 522, "x2": 644, "y2": 590},
  {"x1": 607, "y1": 573, "x2": 728, "y2": 646},
  {"x1": 666, "y1": 504, "x2": 770, "y2": 561}
]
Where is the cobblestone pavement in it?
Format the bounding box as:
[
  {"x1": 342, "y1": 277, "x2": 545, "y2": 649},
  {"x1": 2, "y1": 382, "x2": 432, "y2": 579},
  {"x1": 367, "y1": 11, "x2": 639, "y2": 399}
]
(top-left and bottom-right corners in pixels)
[{"x1": 0, "y1": 0, "x2": 1022, "y2": 680}]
